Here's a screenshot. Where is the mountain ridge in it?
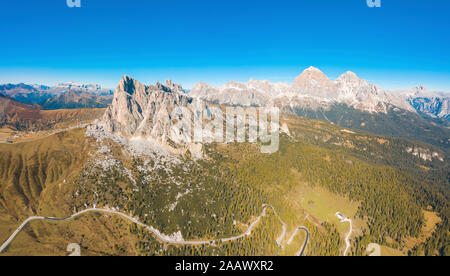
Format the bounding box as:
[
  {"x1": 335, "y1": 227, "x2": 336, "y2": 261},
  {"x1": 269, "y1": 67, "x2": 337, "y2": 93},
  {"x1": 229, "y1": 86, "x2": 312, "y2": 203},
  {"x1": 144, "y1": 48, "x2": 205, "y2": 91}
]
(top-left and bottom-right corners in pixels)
[
  {"x1": 0, "y1": 82, "x2": 113, "y2": 107},
  {"x1": 41, "y1": 90, "x2": 113, "y2": 110},
  {"x1": 0, "y1": 94, "x2": 104, "y2": 131},
  {"x1": 190, "y1": 67, "x2": 448, "y2": 119}
]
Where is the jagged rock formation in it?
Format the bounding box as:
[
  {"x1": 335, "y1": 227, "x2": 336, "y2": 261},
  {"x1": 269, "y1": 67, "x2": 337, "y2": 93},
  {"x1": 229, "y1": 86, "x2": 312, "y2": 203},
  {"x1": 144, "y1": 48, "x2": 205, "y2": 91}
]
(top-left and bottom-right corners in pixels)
[
  {"x1": 334, "y1": 71, "x2": 391, "y2": 113},
  {"x1": 190, "y1": 79, "x2": 288, "y2": 107},
  {"x1": 98, "y1": 76, "x2": 192, "y2": 144},
  {"x1": 405, "y1": 146, "x2": 444, "y2": 162},
  {"x1": 409, "y1": 96, "x2": 449, "y2": 121}
]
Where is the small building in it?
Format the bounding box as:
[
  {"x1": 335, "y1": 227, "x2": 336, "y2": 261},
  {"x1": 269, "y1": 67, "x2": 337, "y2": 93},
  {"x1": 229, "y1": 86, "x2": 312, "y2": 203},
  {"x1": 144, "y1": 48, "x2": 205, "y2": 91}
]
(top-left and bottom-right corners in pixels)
[{"x1": 336, "y1": 212, "x2": 346, "y2": 222}]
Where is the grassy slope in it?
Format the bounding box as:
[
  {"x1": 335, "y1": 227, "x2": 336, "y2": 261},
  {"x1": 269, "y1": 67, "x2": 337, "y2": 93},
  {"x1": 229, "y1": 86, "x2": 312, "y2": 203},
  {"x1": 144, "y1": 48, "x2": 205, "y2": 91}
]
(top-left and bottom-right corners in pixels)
[
  {"x1": 0, "y1": 129, "x2": 89, "y2": 241},
  {"x1": 0, "y1": 113, "x2": 447, "y2": 256},
  {"x1": 0, "y1": 94, "x2": 104, "y2": 131},
  {"x1": 0, "y1": 128, "x2": 144, "y2": 256}
]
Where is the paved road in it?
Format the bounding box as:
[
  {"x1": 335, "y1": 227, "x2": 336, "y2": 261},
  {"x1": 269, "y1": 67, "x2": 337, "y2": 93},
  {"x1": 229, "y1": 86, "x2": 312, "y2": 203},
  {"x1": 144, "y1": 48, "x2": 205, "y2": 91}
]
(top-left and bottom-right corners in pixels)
[
  {"x1": 287, "y1": 227, "x2": 310, "y2": 256},
  {"x1": 265, "y1": 205, "x2": 310, "y2": 256},
  {"x1": 0, "y1": 205, "x2": 310, "y2": 255},
  {"x1": 0, "y1": 216, "x2": 47, "y2": 253}
]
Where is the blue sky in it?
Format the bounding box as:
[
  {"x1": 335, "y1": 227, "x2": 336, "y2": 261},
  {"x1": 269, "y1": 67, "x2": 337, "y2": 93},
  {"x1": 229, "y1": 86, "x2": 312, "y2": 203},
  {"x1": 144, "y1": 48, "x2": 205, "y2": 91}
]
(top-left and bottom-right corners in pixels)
[{"x1": 0, "y1": 0, "x2": 449, "y2": 90}]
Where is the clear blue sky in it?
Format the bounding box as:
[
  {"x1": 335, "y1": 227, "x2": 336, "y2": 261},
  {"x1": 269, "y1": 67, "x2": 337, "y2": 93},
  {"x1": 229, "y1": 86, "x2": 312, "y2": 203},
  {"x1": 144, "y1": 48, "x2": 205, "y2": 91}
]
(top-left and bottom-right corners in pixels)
[{"x1": 0, "y1": 0, "x2": 449, "y2": 91}]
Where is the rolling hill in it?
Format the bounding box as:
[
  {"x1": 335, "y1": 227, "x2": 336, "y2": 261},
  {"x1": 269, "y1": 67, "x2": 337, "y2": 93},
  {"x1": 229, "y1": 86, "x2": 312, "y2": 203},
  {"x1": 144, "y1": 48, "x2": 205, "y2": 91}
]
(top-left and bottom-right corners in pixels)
[{"x1": 0, "y1": 93, "x2": 104, "y2": 131}]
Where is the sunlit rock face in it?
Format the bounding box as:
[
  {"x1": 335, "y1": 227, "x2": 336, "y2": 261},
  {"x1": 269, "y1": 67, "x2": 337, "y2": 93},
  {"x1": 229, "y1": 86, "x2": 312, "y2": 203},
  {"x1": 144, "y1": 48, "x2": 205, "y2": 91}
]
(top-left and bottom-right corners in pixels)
[
  {"x1": 189, "y1": 66, "x2": 449, "y2": 116},
  {"x1": 100, "y1": 76, "x2": 192, "y2": 143}
]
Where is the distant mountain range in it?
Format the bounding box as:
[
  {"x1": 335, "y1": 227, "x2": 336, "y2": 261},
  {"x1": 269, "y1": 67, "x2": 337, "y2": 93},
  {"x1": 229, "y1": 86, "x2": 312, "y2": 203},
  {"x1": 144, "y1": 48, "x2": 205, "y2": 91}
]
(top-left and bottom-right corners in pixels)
[
  {"x1": 189, "y1": 67, "x2": 450, "y2": 150},
  {"x1": 42, "y1": 90, "x2": 113, "y2": 110},
  {"x1": 91, "y1": 73, "x2": 449, "y2": 155},
  {"x1": 1, "y1": 73, "x2": 448, "y2": 256},
  {"x1": 47, "y1": 82, "x2": 113, "y2": 96},
  {"x1": 0, "y1": 93, "x2": 104, "y2": 131},
  {"x1": 1, "y1": 70, "x2": 449, "y2": 149},
  {"x1": 190, "y1": 67, "x2": 449, "y2": 121},
  {"x1": 0, "y1": 82, "x2": 113, "y2": 109},
  {"x1": 0, "y1": 83, "x2": 55, "y2": 105}
]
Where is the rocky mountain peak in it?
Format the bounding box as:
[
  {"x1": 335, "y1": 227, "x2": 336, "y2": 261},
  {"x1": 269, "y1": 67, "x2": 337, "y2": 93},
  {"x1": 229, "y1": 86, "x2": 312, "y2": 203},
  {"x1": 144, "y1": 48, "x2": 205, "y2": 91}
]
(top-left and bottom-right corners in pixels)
[
  {"x1": 305, "y1": 66, "x2": 323, "y2": 73},
  {"x1": 292, "y1": 66, "x2": 336, "y2": 97},
  {"x1": 99, "y1": 77, "x2": 192, "y2": 142},
  {"x1": 337, "y1": 71, "x2": 360, "y2": 82},
  {"x1": 164, "y1": 80, "x2": 184, "y2": 93},
  {"x1": 192, "y1": 82, "x2": 214, "y2": 89},
  {"x1": 118, "y1": 75, "x2": 145, "y2": 96},
  {"x1": 295, "y1": 66, "x2": 329, "y2": 82},
  {"x1": 189, "y1": 82, "x2": 218, "y2": 99}
]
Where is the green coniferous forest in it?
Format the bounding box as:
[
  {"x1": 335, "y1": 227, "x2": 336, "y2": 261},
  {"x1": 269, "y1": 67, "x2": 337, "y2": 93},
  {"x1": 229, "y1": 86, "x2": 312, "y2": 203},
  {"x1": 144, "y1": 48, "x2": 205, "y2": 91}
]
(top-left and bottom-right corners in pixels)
[{"x1": 68, "y1": 116, "x2": 449, "y2": 256}]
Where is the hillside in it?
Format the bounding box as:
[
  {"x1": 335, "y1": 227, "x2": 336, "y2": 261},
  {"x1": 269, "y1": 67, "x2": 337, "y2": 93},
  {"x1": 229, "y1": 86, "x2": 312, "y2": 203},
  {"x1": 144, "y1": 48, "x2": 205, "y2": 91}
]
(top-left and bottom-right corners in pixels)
[
  {"x1": 41, "y1": 90, "x2": 113, "y2": 110},
  {"x1": 0, "y1": 114, "x2": 447, "y2": 256},
  {"x1": 0, "y1": 94, "x2": 104, "y2": 131},
  {"x1": 291, "y1": 104, "x2": 450, "y2": 152},
  {"x1": 0, "y1": 129, "x2": 141, "y2": 256},
  {"x1": 0, "y1": 84, "x2": 54, "y2": 105},
  {"x1": 190, "y1": 68, "x2": 450, "y2": 152}
]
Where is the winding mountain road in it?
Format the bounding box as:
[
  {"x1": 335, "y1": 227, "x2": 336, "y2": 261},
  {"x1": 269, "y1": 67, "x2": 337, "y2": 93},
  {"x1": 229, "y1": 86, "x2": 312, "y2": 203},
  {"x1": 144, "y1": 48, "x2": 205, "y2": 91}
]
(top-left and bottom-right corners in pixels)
[
  {"x1": 265, "y1": 205, "x2": 309, "y2": 256},
  {"x1": 287, "y1": 227, "x2": 310, "y2": 256},
  {"x1": 0, "y1": 205, "x2": 309, "y2": 255}
]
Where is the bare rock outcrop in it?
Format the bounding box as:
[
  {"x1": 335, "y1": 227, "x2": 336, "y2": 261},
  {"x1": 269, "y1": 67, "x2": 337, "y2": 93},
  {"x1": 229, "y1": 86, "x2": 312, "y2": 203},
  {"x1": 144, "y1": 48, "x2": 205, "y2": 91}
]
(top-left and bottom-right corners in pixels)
[{"x1": 99, "y1": 76, "x2": 192, "y2": 144}]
